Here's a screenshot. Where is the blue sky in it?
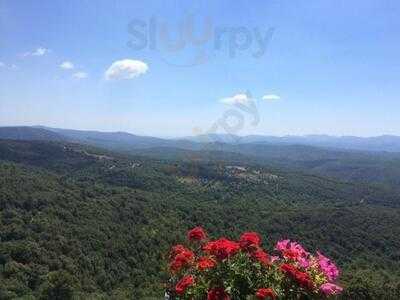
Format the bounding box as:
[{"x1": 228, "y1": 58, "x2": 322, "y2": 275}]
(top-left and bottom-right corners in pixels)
[{"x1": 0, "y1": 0, "x2": 399, "y2": 137}]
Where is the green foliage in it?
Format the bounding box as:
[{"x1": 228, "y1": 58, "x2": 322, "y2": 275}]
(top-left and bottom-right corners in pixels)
[
  {"x1": 0, "y1": 140, "x2": 399, "y2": 299},
  {"x1": 38, "y1": 271, "x2": 77, "y2": 300}
]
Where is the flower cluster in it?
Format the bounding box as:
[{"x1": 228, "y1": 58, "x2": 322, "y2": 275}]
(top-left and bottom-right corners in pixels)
[{"x1": 166, "y1": 227, "x2": 342, "y2": 299}]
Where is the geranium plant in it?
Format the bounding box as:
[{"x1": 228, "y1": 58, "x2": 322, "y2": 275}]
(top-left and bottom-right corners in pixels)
[{"x1": 165, "y1": 227, "x2": 342, "y2": 299}]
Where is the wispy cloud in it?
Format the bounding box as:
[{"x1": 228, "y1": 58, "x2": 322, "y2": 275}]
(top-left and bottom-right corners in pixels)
[
  {"x1": 32, "y1": 47, "x2": 50, "y2": 56},
  {"x1": 60, "y1": 61, "x2": 74, "y2": 70},
  {"x1": 0, "y1": 62, "x2": 19, "y2": 70},
  {"x1": 22, "y1": 47, "x2": 51, "y2": 57},
  {"x1": 220, "y1": 93, "x2": 252, "y2": 105},
  {"x1": 73, "y1": 72, "x2": 88, "y2": 79},
  {"x1": 104, "y1": 59, "x2": 148, "y2": 80},
  {"x1": 262, "y1": 94, "x2": 281, "y2": 101}
]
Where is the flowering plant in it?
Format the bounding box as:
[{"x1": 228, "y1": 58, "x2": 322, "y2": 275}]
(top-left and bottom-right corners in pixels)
[{"x1": 166, "y1": 227, "x2": 342, "y2": 299}]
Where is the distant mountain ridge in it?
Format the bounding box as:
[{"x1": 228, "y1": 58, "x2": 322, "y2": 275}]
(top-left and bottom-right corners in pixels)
[
  {"x1": 184, "y1": 133, "x2": 400, "y2": 152},
  {"x1": 34, "y1": 126, "x2": 173, "y2": 150},
  {"x1": 0, "y1": 126, "x2": 66, "y2": 141},
  {"x1": 1, "y1": 125, "x2": 400, "y2": 153}
]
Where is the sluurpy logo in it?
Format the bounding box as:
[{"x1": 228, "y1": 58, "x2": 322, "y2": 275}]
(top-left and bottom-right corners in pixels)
[
  {"x1": 194, "y1": 90, "x2": 260, "y2": 143},
  {"x1": 189, "y1": 90, "x2": 261, "y2": 162},
  {"x1": 127, "y1": 14, "x2": 275, "y2": 67}
]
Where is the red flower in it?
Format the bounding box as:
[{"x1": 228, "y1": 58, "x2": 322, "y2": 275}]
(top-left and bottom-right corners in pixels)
[
  {"x1": 203, "y1": 238, "x2": 240, "y2": 261},
  {"x1": 175, "y1": 275, "x2": 194, "y2": 295},
  {"x1": 251, "y1": 248, "x2": 270, "y2": 266},
  {"x1": 280, "y1": 264, "x2": 314, "y2": 290},
  {"x1": 294, "y1": 271, "x2": 314, "y2": 290},
  {"x1": 207, "y1": 287, "x2": 230, "y2": 300},
  {"x1": 169, "y1": 246, "x2": 194, "y2": 273},
  {"x1": 170, "y1": 244, "x2": 187, "y2": 258},
  {"x1": 282, "y1": 248, "x2": 299, "y2": 260},
  {"x1": 256, "y1": 288, "x2": 276, "y2": 299},
  {"x1": 197, "y1": 256, "x2": 216, "y2": 271},
  {"x1": 188, "y1": 226, "x2": 207, "y2": 241},
  {"x1": 280, "y1": 263, "x2": 297, "y2": 275},
  {"x1": 239, "y1": 232, "x2": 261, "y2": 250}
]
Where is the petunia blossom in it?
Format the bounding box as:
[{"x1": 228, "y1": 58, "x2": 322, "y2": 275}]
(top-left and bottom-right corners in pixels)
[
  {"x1": 320, "y1": 283, "x2": 343, "y2": 296},
  {"x1": 317, "y1": 252, "x2": 339, "y2": 282}
]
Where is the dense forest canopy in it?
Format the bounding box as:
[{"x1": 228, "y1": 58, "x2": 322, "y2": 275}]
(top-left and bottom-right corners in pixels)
[{"x1": 0, "y1": 139, "x2": 399, "y2": 299}]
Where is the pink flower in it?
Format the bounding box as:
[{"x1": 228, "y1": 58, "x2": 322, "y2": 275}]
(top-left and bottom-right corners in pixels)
[
  {"x1": 317, "y1": 252, "x2": 339, "y2": 281},
  {"x1": 275, "y1": 239, "x2": 310, "y2": 267},
  {"x1": 270, "y1": 255, "x2": 280, "y2": 263},
  {"x1": 275, "y1": 239, "x2": 290, "y2": 252},
  {"x1": 298, "y1": 257, "x2": 310, "y2": 268},
  {"x1": 320, "y1": 283, "x2": 343, "y2": 296}
]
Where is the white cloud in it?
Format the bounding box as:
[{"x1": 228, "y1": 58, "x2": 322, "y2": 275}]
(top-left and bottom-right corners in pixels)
[
  {"x1": 220, "y1": 93, "x2": 251, "y2": 105},
  {"x1": 73, "y1": 72, "x2": 88, "y2": 79},
  {"x1": 22, "y1": 47, "x2": 51, "y2": 57},
  {"x1": 262, "y1": 94, "x2": 281, "y2": 101},
  {"x1": 60, "y1": 61, "x2": 74, "y2": 70},
  {"x1": 32, "y1": 47, "x2": 50, "y2": 56},
  {"x1": 0, "y1": 62, "x2": 19, "y2": 70},
  {"x1": 104, "y1": 59, "x2": 148, "y2": 80}
]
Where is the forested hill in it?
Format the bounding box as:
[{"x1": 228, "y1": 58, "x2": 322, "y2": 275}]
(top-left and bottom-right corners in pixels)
[
  {"x1": 0, "y1": 140, "x2": 399, "y2": 299},
  {"x1": 2, "y1": 126, "x2": 400, "y2": 190}
]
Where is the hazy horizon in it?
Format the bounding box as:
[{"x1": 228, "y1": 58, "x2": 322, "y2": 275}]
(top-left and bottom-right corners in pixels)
[{"x1": 1, "y1": 124, "x2": 400, "y2": 139}]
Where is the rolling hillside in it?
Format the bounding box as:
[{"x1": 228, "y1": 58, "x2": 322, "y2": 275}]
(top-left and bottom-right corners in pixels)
[
  {"x1": 0, "y1": 140, "x2": 399, "y2": 299},
  {"x1": 2, "y1": 126, "x2": 400, "y2": 190}
]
